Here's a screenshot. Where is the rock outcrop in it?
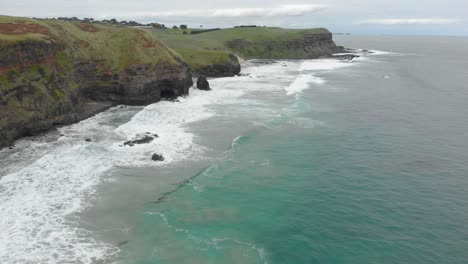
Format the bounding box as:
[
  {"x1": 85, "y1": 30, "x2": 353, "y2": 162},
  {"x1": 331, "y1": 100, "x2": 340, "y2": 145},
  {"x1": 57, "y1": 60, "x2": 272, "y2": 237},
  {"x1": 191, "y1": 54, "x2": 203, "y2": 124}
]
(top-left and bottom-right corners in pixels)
[
  {"x1": 123, "y1": 134, "x2": 155, "y2": 147},
  {"x1": 0, "y1": 17, "x2": 193, "y2": 149},
  {"x1": 157, "y1": 27, "x2": 344, "y2": 78},
  {"x1": 196, "y1": 76, "x2": 211, "y2": 90},
  {"x1": 151, "y1": 154, "x2": 165, "y2": 161},
  {"x1": 225, "y1": 30, "x2": 344, "y2": 60},
  {"x1": 195, "y1": 53, "x2": 241, "y2": 77}
]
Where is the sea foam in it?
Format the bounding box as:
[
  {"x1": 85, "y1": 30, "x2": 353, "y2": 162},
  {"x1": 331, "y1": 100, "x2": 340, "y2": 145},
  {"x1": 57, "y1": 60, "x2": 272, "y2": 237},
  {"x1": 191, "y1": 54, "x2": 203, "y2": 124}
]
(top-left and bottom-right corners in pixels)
[
  {"x1": 0, "y1": 87, "x2": 244, "y2": 263},
  {"x1": 0, "y1": 52, "x2": 387, "y2": 263},
  {"x1": 0, "y1": 69, "x2": 271, "y2": 263},
  {"x1": 285, "y1": 75, "x2": 326, "y2": 95}
]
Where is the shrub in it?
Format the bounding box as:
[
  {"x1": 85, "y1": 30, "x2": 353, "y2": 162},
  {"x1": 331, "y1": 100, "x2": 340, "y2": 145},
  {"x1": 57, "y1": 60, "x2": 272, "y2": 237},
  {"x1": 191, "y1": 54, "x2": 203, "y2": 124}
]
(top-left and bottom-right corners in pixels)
[{"x1": 6, "y1": 70, "x2": 18, "y2": 82}]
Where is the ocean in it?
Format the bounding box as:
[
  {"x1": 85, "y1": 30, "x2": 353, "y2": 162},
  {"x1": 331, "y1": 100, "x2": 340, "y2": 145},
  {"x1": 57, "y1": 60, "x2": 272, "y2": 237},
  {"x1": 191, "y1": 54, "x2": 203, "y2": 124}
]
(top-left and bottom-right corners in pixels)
[{"x1": 1, "y1": 35, "x2": 468, "y2": 263}]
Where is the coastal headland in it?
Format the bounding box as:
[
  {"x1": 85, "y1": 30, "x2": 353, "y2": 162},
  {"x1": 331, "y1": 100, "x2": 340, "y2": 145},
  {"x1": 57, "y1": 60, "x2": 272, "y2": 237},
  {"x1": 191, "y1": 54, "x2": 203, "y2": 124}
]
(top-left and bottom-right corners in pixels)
[{"x1": 0, "y1": 16, "x2": 345, "y2": 148}]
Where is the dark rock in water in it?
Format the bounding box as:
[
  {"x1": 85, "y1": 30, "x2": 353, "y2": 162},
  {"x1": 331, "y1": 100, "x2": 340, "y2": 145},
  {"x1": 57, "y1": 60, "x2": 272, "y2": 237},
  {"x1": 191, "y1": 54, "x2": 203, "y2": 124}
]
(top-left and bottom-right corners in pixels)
[
  {"x1": 124, "y1": 135, "x2": 154, "y2": 147},
  {"x1": 334, "y1": 54, "x2": 360, "y2": 61},
  {"x1": 197, "y1": 76, "x2": 211, "y2": 90},
  {"x1": 152, "y1": 154, "x2": 165, "y2": 161},
  {"x1": 85, "y1": 138, "x2": 92, "y2": 142},
  {"x1": 8, "y1": 145, "x2": 14, "y2": 150},
  {"x1": 153, "y1": 134, "x2": 159, "y2": 138}
]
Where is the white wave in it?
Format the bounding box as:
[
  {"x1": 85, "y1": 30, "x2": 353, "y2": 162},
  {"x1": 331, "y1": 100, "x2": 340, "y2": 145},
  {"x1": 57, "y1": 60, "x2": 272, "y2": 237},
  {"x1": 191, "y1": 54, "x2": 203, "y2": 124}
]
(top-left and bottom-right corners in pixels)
[
  {"x1": 0, "y1": 56, "x2": 362, "y2": 263},
  {"x1": 0, "y1": 112, "x2": 122, "y2": 263},
  {"x1": 0, "y1": 63, "x2": 286, "y2": 262},
  {"x1": 285, "y1": 74, "x2": 326, "y2": 95},
  {"x1": 367, "y1": 49, "x2": 393, "y2": 55},
  {"x1": 299, "y1": 58, "x2": 355, "y2": 71},
  {"x1": 0, "y1": 87, "x2": 244, "y2": 263},
  {"x1": 364, "y1": 49, "x2": 406, "y2": 56}
]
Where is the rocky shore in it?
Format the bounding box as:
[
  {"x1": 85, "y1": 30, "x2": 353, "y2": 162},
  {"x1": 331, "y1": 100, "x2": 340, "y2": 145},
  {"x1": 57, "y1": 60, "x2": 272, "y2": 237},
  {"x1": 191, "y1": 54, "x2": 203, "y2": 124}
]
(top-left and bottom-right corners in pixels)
[{"x1": 0, "y1": 17, "x2": 348, "y2": 149}]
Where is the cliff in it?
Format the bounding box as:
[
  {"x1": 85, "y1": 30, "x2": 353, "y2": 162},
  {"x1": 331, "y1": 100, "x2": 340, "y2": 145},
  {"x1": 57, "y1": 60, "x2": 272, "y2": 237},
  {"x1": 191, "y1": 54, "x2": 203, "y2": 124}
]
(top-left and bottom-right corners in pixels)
[
  {"x1": 0, "y1": 16, "x2": 192, "y2": 149},
  {"x1": 155, "y1": 27, "x2": 344, "y2": 76},
  {"x1": 0, "y1": 17, "x2": 344, "y2": 149}
]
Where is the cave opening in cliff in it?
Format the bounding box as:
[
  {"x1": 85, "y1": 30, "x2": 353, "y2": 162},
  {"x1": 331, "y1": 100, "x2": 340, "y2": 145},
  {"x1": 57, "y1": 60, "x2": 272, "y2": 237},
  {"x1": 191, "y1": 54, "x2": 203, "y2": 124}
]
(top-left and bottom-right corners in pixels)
[{"x1": 160, "y1": 90, "x2": 176, "y2": 100}]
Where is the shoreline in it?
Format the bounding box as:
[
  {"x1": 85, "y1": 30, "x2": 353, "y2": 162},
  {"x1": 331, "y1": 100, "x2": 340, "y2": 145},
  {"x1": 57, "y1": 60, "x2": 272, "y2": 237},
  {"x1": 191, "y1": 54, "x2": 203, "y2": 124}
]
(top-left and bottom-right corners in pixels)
[
  {"x1": 1, "y1": 51, "x2": 359, "y2": 151},
  {"x1": 0, "y1": 52, "x2": 370, "y2": 263}
]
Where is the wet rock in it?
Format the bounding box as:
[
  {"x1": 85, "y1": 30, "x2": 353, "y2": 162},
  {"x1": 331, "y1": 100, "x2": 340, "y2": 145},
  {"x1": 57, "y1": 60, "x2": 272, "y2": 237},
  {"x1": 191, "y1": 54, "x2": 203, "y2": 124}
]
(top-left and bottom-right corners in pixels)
[
  {"x1": 197, "y1": 75, "x2": 211, "y2": 90},
  {"x1": 124, "y1": 135, "x2": 154, "y2": 147},
  {"x1": 85, "y1": 138, "x2": 92, "y2": 142},
  {"x1": 334, "y1": 54, "x2": 360, "y2": 61},
  {"x1": 8, "y1": 145, "x2": 14, "y2": 150},
  {"x1": 151, "y1": 154, "x2": 165, "y2": 161}
]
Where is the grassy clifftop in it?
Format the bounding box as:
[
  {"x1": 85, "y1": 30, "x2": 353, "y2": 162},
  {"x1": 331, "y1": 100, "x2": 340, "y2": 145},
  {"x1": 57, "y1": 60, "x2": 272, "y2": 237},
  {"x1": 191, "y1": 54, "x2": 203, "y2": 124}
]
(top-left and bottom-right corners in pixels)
[
  {"x1": 154, "y1": 27, "x2": 338, "y2": 74},
  {"x1": 0, "y1": 16, "x2": 178, "y2": 72}
]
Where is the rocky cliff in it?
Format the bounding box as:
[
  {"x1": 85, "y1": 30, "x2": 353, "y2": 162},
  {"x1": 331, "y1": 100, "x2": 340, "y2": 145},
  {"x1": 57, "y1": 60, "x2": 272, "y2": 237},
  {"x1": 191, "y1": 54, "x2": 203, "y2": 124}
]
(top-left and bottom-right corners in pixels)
[
  {"x1": 155, "y1": 27, "x2": 343, "y2": 77},
  {"x1": 225, "y1": 30, "x2": 344, "y2": 59},
  {"x1": 0, "y1": 18, "x2": 346, "y2": 148},
  {"x1": 0, "y1": 16, "x2": 192, "y2": 149},
  {"x1": 194, "y1": 53, "x2": 241, "y2": 77}
]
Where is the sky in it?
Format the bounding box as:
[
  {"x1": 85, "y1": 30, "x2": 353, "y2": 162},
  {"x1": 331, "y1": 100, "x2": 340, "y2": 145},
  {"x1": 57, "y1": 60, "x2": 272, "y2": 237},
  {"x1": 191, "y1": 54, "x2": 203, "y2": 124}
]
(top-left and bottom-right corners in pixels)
[{"x1": 1, "y1": 0, "x2": 467, "y2": 35}]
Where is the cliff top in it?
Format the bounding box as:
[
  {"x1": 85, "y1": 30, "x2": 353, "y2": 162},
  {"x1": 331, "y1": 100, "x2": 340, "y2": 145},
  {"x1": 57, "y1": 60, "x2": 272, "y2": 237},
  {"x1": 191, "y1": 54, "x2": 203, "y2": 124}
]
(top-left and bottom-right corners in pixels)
[
  {"x1": 154, "y1": 27, "x2": 333, "y2": 69},
  {"x1": 0, "y1": 15, "x2": 179, "y2": 72}
]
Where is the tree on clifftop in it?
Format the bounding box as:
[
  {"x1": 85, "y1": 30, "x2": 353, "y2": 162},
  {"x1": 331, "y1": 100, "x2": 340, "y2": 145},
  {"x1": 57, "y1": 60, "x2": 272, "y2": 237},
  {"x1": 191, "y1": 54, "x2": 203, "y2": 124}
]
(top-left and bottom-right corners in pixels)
[{"x1": 180, "y1": 24, "x2": 188, "y2": 29}]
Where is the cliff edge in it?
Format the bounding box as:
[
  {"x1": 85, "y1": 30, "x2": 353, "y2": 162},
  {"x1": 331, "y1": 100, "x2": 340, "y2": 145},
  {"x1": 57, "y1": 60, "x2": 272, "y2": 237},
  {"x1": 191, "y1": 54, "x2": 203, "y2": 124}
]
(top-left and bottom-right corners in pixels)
[
  {"x1": 155, "y1": 27, "x2": 344, "y2": 77},
  {"x1": 0, "y1": 16, "x2": 193, "y2": 149}
]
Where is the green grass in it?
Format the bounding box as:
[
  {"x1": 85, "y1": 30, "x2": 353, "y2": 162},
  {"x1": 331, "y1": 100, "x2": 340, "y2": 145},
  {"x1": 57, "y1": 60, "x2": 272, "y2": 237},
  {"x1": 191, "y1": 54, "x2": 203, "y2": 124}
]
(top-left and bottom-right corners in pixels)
[
  {"x1": 0, "y1": 16, "x2": 190, "y2": 132},
  {"x1": 153, "y1": 27, "x2": 330, "y2": 70},
  {"x1": 156, "y1": 27, "x2": 328, "y2": 46},
  {"x1": 0, "y1": 16, "x2": 179, "y2": 71},
  {"x1": 176, "y1": 49, "x2": 232, "y2": 70}
]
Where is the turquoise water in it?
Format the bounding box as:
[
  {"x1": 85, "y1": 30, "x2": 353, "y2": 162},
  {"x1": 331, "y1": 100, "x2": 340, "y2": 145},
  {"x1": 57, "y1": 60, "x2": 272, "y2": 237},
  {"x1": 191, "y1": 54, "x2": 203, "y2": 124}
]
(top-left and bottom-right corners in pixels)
[
  {"x1": 118, "y1": 37, "x2": 468, "y2": 263},
  {"x1": 1, "y1": 36, "x2": 468, "y2": 263}
]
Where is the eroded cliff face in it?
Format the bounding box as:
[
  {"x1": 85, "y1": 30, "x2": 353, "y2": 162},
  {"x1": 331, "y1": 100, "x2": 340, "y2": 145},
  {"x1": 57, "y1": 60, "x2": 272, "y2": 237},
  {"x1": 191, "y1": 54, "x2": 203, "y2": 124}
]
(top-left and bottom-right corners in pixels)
[
  {"x1": 194, "y1": 53, "x2": 241, "y2": 77},
  {"x1": 0, "y1": 18, "x2": 193, "y2": 149},
  {"x1": 77, "y1": 58, "x2": 192, "y2": 105},
  {"x1": 226, "y1": 31, "x2": 344, "y2": 60}
]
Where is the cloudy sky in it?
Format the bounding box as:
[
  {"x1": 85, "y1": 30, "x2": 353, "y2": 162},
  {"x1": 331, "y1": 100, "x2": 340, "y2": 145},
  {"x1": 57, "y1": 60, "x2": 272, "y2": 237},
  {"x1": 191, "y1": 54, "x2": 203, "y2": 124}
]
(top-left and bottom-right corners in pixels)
[{"x1": 1, "y1": 0, "x2": 467, "y2": 35}]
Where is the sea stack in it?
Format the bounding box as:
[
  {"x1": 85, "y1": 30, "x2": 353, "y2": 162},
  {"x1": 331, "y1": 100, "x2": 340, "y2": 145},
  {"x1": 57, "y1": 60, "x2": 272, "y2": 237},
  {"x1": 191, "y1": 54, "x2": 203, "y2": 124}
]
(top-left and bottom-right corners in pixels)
[
  {"x1": 151, "y1": 154, "x2": 165, "y2": 161},
  {"x1": 197, "y1": 76, "x2": 211, "y2": 90}
]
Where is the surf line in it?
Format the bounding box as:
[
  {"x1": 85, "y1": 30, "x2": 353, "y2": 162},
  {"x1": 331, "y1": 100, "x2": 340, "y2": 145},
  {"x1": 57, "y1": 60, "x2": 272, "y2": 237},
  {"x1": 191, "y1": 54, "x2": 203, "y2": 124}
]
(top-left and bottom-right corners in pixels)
[{"x1": 145, "y1": 165, "x2": 211, "y2": 205}]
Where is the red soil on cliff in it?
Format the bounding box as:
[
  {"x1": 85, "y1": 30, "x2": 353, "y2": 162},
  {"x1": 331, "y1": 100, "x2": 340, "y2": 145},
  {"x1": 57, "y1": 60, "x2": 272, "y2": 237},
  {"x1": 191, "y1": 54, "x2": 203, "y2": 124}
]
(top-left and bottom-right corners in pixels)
[{"x1": 0, "y1": 21, "x2": 50, "y2": 35}]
